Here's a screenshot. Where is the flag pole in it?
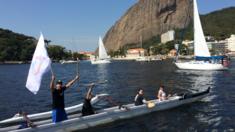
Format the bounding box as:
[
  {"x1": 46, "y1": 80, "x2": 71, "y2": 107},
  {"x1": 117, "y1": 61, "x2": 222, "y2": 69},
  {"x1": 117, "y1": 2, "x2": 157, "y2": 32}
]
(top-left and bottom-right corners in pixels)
[
  {"x1": 50, "y1": 64, "x2": 54, "y2": 76},
  {"x1": 76, "y1": 57, "x2": 80, "y2": 90}
]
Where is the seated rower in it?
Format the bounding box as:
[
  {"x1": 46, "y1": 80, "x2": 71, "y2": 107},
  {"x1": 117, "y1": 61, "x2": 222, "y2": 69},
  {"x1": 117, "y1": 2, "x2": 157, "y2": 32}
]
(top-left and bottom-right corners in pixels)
[
  {"x1": 134, "y1": 89, "x2": 147, "y2": 106},
  {"x1": 17, "y1": 111, "x2": 36, "y2": 129},
  {"x1": 157, "y1": 85, "x2": 171, "y2": 101},
  {"x1": 82, "y1": 83, "x2": 95, "y2": 116}
]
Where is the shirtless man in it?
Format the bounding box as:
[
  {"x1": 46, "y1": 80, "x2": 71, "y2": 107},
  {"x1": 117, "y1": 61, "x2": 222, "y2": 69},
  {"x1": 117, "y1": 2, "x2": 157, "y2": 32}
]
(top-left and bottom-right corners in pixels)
[{"x1": 157, "y1": 85, "x2": 171, "y2": 101}]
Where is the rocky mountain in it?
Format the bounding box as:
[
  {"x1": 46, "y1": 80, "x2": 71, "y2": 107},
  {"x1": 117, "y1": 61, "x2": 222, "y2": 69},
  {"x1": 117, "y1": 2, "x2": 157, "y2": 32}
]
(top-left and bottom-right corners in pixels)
[{"x1": 103, "y1": 0, "x2": 193, "y2": 52}]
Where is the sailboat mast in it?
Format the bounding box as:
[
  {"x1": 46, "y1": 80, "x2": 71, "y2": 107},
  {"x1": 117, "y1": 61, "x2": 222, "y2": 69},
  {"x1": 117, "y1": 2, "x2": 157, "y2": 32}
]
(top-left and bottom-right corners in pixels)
[{"x1": 140, "y1": 35, "x2": 143, "y2": 48}]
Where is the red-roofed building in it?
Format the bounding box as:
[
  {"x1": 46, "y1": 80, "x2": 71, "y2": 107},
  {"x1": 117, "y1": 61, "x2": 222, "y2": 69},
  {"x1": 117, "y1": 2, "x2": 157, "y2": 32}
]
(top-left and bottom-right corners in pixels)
[
  {"x1": 78, "y1": 51, "x2": 94, "y2": 60},
  {"x1": 126, "y1": 48, "x2": 147, "y2": 59}
]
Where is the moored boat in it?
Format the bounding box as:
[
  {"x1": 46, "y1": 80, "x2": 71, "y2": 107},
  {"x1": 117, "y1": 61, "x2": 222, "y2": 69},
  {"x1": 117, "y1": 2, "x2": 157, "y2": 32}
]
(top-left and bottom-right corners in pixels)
[
  {"x1": 91, "y1": 59, "x2": 111, "y2": 64},
  {"x1": 135, "y1": 57, "x2": 150, "y2": 62},
  {"x1": 91, "y1": 37, "x2": 111, "y2": 64},
  {"x1": 60, "y1": 60, "x2": 77, "y2": 64},
  {"x1": 174, "y1": 0, "x2": 227, "y2": 70},
  {"x1": 175, "y1": 61, "x2": 228, "y2": 70}
]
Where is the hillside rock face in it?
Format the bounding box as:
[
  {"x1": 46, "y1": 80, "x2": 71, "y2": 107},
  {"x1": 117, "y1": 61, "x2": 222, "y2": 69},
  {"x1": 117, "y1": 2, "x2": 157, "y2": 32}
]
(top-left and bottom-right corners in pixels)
[{"x1": 103, "y1": 0, "x2": 193, "y2": 52}]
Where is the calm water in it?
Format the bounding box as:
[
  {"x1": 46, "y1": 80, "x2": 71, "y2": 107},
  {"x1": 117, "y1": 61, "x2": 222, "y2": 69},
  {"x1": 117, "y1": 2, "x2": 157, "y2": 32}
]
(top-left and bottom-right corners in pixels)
[{"x1": 0, "y1": 59, "x2": 235, "y2": 131}]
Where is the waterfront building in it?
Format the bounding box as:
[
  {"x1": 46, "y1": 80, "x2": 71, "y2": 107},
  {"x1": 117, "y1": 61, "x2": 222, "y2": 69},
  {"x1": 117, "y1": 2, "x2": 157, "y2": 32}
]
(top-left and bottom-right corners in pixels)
[
  {"x1": 207, "y1": 40, "x2": 227, "y2": 55},
  {"x1": 126, "y1": 48, "x2": 146, "y2": 59},
  {"x1": 78, "y1": 51, "x2": 94, "y2": 60},
  {"x1": 183, "y1": 40, "x2": 228, "y2": 55},
  {"x1": 227, "y1": 34, "x2": 235, "y2": 53},
  {"x1": 182, "y1": 40, "x2": 194, "y2": 50}
]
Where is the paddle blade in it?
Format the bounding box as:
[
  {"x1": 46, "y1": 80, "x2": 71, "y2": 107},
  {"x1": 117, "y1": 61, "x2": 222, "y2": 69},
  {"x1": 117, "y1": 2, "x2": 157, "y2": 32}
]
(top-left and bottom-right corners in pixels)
[{"x1": 147, "y1": 101, "x2": 155, "y2": 108}]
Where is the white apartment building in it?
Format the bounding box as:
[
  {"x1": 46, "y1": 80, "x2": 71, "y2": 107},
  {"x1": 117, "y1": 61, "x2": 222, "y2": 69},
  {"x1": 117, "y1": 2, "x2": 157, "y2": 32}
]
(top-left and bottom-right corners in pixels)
[{"x1": 227, "y1": 34, "x2": 235, "y2": 52}]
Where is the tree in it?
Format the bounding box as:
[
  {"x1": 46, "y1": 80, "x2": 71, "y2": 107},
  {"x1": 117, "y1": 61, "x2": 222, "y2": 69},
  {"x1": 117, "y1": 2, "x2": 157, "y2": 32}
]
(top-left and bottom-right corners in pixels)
[{"x1": 47, "y1": 45, "x2": 68, "y2": 61}]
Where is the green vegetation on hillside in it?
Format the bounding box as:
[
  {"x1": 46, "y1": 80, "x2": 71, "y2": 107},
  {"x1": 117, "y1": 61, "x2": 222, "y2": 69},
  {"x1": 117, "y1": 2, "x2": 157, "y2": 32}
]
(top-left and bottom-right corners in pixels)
[
  {"x1": 201, "y1": 7, "x2": 235, "y2": 40},
  {"x1": 176, "y1": 7, "x2": 235, "y2": 40},
  {"x1": 0, "y1": 28, "x2": 85, "y2": 62},
  {"x1": 0, "y1": 28, "x2": 36, "y2": 61}
]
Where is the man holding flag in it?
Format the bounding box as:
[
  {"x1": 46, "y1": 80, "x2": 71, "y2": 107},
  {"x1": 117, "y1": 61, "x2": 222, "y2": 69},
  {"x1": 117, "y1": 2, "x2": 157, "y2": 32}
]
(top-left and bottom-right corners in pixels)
[
  {"x1": 26, "y1": 33, "x2": 79, "y2": 123},
  {"x1": 50, "y1": 74, "x2": 79, "y2": 123}
]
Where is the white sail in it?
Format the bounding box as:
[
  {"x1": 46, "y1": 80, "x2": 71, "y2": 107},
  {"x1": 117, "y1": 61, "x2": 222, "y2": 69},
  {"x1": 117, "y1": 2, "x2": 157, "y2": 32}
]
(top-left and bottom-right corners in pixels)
[
  {"x1": 98, "y1": 36, "x2": 109, "y2": 59},
  {"x1": 194, "y1": 0, "x2": 210, "y2": 57}
]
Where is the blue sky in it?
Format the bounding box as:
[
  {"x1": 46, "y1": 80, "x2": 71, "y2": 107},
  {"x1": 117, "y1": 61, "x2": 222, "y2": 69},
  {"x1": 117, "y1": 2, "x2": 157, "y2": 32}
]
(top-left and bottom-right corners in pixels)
[{"x1": 0, "y1": 0, "x2": 235, "y2": 51}]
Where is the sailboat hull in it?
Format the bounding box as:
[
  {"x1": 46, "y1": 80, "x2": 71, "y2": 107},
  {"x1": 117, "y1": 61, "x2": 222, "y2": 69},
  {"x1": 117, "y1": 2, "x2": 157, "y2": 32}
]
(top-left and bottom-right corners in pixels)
[
  {"x1": 175, "y1": 61, "x2": 227, "y2": 70},
  {"x1": 91, "y1": 59, "x2": 111, "y2": 64},
  {"x1": 61, "y1": 60, "x2": 77, "y2": 64}
]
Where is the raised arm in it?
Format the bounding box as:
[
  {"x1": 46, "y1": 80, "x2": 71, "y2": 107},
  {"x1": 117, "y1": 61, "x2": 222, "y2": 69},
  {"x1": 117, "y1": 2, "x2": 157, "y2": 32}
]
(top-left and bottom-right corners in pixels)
[
  {"x1": 50, "y1": 75, "x2": 55, "y2": 91},
  {"x1": 65, "y1": 75, "x2": 79, "y2": 89},
  {"x1": 22, "y1": 112, "x2": 36, "y2": 128},
  {"x1": 86, "y1": 83, "x2": 94, "y2": 99}
]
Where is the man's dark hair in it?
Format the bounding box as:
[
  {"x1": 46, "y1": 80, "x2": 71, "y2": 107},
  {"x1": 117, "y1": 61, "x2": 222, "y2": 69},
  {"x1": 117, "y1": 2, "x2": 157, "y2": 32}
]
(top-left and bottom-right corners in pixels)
[{"x1": 138, "y1": 89, "x2": 143, "y2": 92}]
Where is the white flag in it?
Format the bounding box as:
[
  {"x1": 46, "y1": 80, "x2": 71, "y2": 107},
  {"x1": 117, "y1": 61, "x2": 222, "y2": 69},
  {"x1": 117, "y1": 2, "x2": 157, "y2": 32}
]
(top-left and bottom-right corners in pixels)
[{"x1": 26, "y1": 33, "x2": 51, "y2": 94}]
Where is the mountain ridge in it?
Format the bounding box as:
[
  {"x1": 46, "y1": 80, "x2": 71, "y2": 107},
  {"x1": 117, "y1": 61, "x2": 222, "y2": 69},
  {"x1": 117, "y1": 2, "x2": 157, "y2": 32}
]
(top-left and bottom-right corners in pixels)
[
  {"x1": 103, "y1": 0, "x2": 193, "y2": 52},
  {"x1": 103, "y1": 0, "x2": 235, "y2": 52}
]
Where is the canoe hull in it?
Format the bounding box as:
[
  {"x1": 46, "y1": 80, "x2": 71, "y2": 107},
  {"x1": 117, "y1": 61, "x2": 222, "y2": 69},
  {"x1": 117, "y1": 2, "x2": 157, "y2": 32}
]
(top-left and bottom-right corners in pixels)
[
  {"x1": 0, "y1": 94, "x2": 108, "y2": 126},
  {"x1": 12, "y1": 88, "x2": 210, "y2": 132}
]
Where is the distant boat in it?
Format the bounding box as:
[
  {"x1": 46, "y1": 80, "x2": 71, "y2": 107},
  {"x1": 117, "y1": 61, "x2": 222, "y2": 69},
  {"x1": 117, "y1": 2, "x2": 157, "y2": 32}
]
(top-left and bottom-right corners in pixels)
[
  {"x1": 150, "y1": 57, "x2": 162, "y2": 61},
  {"x1": 175, "y1": 0, "x2": 228, "y2": 70},
  {"x1": 135, "y1": 57, "x2": 150, "y2": 62},
  {"x1": 91, "y1": 37, "x2": 111, "y2": 64},
  {"x1": 135, "y1": 56, "x2": 162, "y2": 62},
  {"x1": 60, "y1": 60, "x2": 77, "y2": 64}
]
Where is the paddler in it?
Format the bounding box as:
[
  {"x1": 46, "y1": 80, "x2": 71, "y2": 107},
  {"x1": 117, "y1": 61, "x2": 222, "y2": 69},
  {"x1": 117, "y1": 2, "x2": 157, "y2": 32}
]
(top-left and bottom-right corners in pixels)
[
  {"x1": 82, "y1": 83, "x2": 95, "y2": 116},
  {"x1": 134, "y1": 89, "x2": 147, "y2": 106},
  {"x1": 50, "y1": 75, "x2": 79, "y2": 123},
  {"x1": 17, "y1": 111, "x2": 36, "y2": 129},
  {"x1": 157, "y1": 85, "x2": 171, "y2": 101}
]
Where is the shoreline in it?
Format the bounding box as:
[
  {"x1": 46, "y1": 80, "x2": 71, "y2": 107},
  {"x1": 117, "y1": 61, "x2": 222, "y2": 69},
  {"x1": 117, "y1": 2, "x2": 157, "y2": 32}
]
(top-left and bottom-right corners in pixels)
[{"x1": 0, "y1": 61, "x2": 27, "y2": 64}]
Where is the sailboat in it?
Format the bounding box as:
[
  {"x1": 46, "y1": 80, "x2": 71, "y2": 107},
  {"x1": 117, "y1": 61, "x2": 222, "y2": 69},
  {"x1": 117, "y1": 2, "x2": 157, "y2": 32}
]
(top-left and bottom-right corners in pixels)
[
  {"x1": 91, "y1": 37, "x2": 111, "y2": 64},
  {"x1": 175, "y1": 0, "x2": 227, "y2": 70}
]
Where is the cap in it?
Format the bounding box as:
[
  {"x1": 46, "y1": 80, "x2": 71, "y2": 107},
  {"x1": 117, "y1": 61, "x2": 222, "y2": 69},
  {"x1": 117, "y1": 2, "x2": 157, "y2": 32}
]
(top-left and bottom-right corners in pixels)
[{"x1": 56, "y1": 80, "x2": 63, "y2": 85}]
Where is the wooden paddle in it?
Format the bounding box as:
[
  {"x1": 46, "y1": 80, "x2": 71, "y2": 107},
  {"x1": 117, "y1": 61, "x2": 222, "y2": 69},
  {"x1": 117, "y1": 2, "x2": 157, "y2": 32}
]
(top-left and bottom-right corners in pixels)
[{"x1": 99, "y1": 96, "x2": 130, "y2": 111}]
